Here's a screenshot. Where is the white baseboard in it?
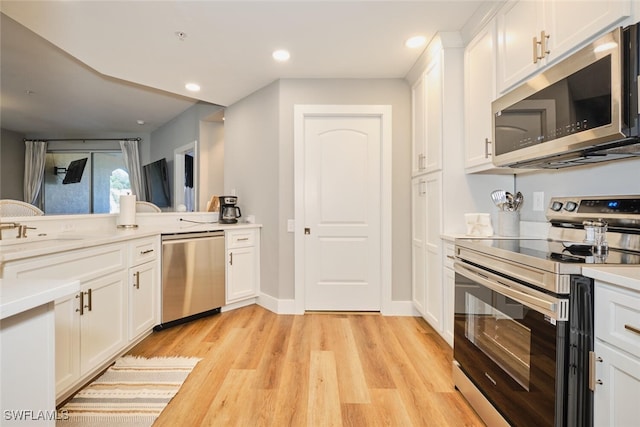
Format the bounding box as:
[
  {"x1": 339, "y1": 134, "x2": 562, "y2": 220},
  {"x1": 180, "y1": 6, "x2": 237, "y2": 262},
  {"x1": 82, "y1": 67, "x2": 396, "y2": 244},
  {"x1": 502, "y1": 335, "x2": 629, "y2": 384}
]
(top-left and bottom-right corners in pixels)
[
  {"x1": 257, "y1": 293, "x2": 298, "y2": 314},
  {"x1": 258, "y1": 293, "x2": 418, "y2": 316}
]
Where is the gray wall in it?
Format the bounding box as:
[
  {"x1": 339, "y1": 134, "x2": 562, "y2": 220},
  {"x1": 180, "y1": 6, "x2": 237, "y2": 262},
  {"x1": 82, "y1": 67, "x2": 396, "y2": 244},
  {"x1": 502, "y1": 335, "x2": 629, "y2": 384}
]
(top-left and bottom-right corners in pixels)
[
  {"x1": 224, "y1": 78, "x2": 411, "y2": 302},
  {"x1": 0, "y1": 128, "x2": 25, "y2": 200},
  {"x1": 515, "y1": 158, "x2": 640, "y2": 222},
  {"x1": 150, "y1": 102, "x2": 224, "y2": 209}
]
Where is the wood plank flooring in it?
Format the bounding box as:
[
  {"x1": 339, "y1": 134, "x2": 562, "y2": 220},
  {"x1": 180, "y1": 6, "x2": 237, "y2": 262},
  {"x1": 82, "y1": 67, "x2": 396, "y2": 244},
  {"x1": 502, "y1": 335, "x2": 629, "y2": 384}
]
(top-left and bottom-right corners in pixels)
[{"x1": 127, "y1": 305, "x2": 485, "y2": 426}]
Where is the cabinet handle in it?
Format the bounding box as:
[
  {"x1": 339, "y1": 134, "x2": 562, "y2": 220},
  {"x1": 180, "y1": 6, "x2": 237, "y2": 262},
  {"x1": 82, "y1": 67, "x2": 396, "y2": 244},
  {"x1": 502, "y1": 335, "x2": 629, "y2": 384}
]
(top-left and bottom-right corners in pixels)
[
  {"x1": 589, "y1": 351, "x2": 603, "y2": 391},
  {"x1": 484, "y1": 138, "x2": 492, "y2": 158},
  {"x1": 140, "y1": 249, "x2": 154, "y2": 255},
  {"x1": 230, "y1": 252, "x2": 233, "y2": 266},
  {"x1": 76, "y1": 293, "x2": 84, "y2": 315},
  {"x1": 87, "y1": 289, "x2": 92, "y2": 312},
  {"x1": 420, "y1": 153, "x2": 426, "y2": 170},
  {"x1": 134, "y1": 271, "x2": 140, "y2": 289},
  {"x1": 419, "y1": 180, "x2": 426, "y2": 196},
  {"x1": 237, "y1": 237, "x2": 249, "y2": 241},
  {"x1": 625, "y1": 324, "x2": 640, "y2": 335},
  {"x1": 540, "y1": 30, "x2": 550, "y2": 59},
  {"x1": 533, "y1": 35, "x2": 540, "y2": 63}
]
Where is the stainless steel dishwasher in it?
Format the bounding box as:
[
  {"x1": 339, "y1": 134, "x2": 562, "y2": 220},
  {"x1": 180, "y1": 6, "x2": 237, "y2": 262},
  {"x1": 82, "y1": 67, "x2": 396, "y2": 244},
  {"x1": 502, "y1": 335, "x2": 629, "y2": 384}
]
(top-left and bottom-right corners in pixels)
[{"x1": 156, "y1": 231, "x2": 225, "y2": 329}]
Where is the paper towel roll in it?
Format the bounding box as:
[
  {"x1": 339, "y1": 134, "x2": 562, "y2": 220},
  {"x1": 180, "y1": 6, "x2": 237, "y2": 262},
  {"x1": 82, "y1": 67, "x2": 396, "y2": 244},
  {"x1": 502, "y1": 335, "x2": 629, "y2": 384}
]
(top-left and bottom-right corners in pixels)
[{"x1": 118, "y1": 194, "x2": 137, "y2": 228}]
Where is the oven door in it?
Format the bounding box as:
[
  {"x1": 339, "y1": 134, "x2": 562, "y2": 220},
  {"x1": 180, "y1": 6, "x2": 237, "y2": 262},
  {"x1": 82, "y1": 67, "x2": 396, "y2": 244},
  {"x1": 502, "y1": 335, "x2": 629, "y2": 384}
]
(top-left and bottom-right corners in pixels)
[{"x1": 453, "y1": 261, "x2": 569, "y2": 427}]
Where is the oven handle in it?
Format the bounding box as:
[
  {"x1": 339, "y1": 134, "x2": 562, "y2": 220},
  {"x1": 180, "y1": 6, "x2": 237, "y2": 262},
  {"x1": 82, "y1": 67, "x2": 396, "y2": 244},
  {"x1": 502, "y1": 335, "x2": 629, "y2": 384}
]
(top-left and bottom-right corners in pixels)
[{"x1": 454, "y1": 261, "x2": 568, "y2": 321}]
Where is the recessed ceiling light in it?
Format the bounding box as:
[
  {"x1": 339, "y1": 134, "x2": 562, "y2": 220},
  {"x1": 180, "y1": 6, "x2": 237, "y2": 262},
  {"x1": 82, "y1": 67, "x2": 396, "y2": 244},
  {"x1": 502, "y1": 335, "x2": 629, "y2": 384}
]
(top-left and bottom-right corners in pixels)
[
  {"x1": 405, "y1": 35, "x2": 427, "y2": 49},
  {"x1": 272, "y1": 49, "x2": 290, "y2": 62},
  {"x1": 185, "y1": 83, "x2": 201, "y2": 92},
  {"x1": 137, "y1": 120, "x2": 145, "y2": 125}
]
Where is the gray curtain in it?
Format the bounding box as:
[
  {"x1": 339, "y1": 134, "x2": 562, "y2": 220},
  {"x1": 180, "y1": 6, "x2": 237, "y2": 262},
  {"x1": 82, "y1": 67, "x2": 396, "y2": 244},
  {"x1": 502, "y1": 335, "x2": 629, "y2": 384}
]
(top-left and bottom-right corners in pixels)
[
  {"x1": 23, "y1": 140, "x2": 48, "y2": 206},
  {"x1": 119, "y1": 139, "x2": 144, "y2": 200}
]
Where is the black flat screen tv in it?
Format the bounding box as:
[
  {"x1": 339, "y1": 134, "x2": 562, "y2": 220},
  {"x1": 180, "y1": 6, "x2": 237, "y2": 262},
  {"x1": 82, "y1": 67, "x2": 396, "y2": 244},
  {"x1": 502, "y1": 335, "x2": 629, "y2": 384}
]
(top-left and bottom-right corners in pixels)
[
  {"x1": 63, "y1": 158, "x2": 88, "y2": 184},
  {"x1": 143, "y1": 158, "x2": 171, "y2": 208}
]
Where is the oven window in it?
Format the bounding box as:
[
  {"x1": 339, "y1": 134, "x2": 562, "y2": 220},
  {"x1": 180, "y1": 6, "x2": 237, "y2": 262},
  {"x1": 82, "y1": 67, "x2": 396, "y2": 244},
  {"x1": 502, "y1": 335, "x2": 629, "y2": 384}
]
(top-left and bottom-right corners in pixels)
[{"x1": 465, "y1": 293, "x2": 532, "y2": 390}]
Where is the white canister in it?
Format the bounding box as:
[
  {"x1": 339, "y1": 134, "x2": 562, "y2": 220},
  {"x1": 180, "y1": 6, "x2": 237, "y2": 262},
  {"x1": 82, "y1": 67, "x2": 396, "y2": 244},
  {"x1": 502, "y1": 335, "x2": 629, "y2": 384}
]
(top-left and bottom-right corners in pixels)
[{"x1": 498, "y1": 211, "x2": 520, "y2": 237}]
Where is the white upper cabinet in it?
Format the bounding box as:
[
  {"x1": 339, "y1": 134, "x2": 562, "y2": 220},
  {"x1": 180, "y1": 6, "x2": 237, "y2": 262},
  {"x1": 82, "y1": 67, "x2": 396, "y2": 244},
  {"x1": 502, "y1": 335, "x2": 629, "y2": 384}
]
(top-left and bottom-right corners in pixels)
[
  {"x1": 496, "y1": 0, "x2": 630, "y2": 94},
  {"x1": 464, "y1": 19, "x2": 501, "y2": 173},
  {"x1": 424, "y1": 54, "x2": 443, "y2": 174}
]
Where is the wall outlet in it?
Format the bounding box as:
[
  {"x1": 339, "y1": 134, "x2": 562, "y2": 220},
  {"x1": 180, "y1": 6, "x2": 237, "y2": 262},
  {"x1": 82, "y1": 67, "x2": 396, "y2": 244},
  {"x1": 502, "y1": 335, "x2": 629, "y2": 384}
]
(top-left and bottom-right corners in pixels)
[
  {"x1": 533, "y1": 192, "x2": 545, "y2": 211},
  {"x1": 287, "y1": 219, "x2": 295, "y2": 233}
]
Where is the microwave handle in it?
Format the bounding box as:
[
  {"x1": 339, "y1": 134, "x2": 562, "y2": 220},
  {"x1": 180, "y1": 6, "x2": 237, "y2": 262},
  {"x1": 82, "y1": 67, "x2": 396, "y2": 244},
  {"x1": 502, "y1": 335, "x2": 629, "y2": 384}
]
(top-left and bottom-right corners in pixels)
[{"x1": 453, "y1": 261, "x2": 566, "y2": 320}]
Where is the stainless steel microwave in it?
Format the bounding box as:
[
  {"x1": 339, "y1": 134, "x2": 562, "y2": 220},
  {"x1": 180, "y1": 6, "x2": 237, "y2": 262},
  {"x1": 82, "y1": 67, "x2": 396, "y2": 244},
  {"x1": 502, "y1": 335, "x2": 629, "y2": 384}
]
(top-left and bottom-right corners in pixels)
[{"x1": 492, "y1": 24, "x2": 640, "y2": 169}]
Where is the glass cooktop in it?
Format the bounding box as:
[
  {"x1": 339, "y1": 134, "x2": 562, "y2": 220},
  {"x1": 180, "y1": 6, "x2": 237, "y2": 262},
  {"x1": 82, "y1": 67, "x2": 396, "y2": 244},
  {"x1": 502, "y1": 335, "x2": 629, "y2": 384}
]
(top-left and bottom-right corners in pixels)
[{"x1": 457, "y1": 238, "x2": 640, "y2": 267}]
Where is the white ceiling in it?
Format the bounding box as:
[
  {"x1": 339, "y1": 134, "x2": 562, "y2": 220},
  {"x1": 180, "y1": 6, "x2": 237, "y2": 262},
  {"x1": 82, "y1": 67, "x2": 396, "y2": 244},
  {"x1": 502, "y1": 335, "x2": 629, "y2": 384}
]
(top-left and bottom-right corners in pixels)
[{"x1": 1, "y1": 1, "x2": 494, "y2": 135}]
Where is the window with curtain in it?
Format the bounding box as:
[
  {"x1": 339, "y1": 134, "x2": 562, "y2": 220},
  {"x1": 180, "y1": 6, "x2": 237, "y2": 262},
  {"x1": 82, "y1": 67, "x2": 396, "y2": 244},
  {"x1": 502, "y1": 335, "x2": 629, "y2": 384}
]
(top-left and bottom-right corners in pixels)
[{"x1": 43, "y1": 151, "x2": 131, "y2": 214}]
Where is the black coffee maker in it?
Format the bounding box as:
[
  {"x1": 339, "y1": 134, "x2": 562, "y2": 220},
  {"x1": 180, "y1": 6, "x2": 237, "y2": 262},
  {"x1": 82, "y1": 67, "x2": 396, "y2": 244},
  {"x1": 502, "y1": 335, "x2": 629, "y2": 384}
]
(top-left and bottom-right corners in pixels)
[{"x1": 219, "y1": 196, "x2": 242, "y2": 224}]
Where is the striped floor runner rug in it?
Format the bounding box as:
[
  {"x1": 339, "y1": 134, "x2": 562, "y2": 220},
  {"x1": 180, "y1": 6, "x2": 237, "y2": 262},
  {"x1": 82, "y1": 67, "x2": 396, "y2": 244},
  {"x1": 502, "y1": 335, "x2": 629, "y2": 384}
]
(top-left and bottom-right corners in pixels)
[{"x1": 57, "y1": 356, "x2": 201, "y2": 427}]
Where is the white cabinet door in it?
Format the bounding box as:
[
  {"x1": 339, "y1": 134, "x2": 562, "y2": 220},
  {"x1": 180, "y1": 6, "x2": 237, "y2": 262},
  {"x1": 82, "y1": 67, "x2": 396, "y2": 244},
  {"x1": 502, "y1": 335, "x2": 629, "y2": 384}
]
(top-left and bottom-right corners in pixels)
[
  {"x1": 497, "y1": 0, "x2": 630, "y2": 94},
  {"x1": 226, "y1": 246, "x2": 257, "y2": 303},
  {"x1": 423, "y1": 172, "x2": 442, "y2": 332},
  {"x1": 411, "y1": 76, "x2": 427, "y2": 176},
  {"x1": 128, "y1": 260, "x2": 157, "y2": 341},
  {"x1": 464, "y1": 20, "x2": 499, "y2": 172},
  {"x1": 545, "y1": 0, "x2": 630, "y2": 64},
  {"x1": 80, "y1": 271, "x2": 127, "y2": 374},
  {"x1": 594, "y1": 341, "x2": 640, "y2": 427},
  {"x1": 411, "y1": 177, "x2": 427, "y2": 316},
  {"x1": 496, "y1": 0, "x2": 544, "y2": 93},
  {"x1": 424, "y1": 55, "x2": 443, "y2": 173},
  {"x1": 54, "y1": 292, "x2": 80, "y2": 395}
]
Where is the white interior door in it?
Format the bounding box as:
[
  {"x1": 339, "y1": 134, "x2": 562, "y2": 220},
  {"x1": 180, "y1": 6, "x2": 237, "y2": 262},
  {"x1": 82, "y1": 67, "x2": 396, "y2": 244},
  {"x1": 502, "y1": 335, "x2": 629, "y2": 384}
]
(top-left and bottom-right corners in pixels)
[{"x1": 296, "y1": 106, "x2": 390, "y2": 311}]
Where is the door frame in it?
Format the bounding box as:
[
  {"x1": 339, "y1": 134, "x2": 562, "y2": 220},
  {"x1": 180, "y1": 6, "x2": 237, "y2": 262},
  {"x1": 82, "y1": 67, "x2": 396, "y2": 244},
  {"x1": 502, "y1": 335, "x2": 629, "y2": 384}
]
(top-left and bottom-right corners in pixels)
[
  {"x1": 293, "y1": 105, "x2": 392, "y2": 314},
  {"x1": 173, "y1": 141, "x2": 198, "y2": 211}
]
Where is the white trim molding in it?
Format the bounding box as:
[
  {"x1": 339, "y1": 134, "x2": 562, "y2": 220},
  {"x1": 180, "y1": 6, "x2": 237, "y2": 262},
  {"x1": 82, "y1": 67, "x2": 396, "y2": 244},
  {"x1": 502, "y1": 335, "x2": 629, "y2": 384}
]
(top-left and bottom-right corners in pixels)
[{"x1": 293, "y1": 104, "x2": 393, "y2": 315}]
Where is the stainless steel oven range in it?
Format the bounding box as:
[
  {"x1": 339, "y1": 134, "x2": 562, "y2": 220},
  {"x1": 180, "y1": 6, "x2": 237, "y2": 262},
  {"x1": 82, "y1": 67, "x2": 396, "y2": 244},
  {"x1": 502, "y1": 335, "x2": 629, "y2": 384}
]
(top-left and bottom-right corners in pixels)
[{"x1": 453, "y1": 195, "x2": 640, "y2": 427}]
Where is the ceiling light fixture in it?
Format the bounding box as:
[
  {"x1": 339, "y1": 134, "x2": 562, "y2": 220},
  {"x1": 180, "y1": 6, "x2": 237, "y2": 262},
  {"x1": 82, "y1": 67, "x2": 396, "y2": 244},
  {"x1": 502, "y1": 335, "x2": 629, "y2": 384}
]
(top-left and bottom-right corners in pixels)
[
  {"x1": 185, "y1": 83, "x2": 201, "y2": 92},
  {"x1": 137, "y1": 120, "x2": 145, "y2": 125},
  {"x1": 272, "y1": 49, "x2": 291, "y2": 62},
  {"x1": 405, "y1": 35, "x2": 427, "y2": 49},
  {"x1": 175, "y1": 31, "x2": 187, "y2": 41}
]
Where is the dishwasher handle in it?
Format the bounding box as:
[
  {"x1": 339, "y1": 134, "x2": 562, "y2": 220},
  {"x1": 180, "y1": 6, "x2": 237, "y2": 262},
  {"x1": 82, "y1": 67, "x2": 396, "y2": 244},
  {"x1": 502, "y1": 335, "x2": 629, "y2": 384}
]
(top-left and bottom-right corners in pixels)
[{"x1": 161, "y1": 231, "x2": 224, "y2": 242}]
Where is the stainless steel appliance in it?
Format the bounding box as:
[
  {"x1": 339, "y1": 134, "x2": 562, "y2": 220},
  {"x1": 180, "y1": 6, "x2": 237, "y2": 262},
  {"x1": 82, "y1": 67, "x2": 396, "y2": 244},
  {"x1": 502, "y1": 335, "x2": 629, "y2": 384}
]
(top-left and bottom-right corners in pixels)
[
  {"x1": 156, "y1": 231, "x2": 225, "y2": 329},
  {"x1": 453, "y1": 195, "x2": 640, "y2": 427},
  {"x1": 492, "y1": 23, "x2": 640, "y2": 169},
  {"x1": 219, "y1": 196, "x2": 242, "y2": 224}
]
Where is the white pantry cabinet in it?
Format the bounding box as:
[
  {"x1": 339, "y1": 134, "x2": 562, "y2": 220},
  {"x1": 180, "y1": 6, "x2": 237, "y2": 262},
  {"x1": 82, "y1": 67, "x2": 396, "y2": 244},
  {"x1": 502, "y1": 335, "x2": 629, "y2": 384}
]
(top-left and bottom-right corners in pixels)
[
  {"x1": 593, "y1": 280, "x2": 640, "y2": 426},
  {"x1": 411, "y1": 43, "x2": 444, "y2": 176},
  {"x1": 225, "y1": 228, "x2": 260, "y2": 304},
  {"x1": 411, "y1": 172, "x2": 443, "y2": 333},
  {"x1": 496, "y1": 0, "x2": 630, "y2": 94}
]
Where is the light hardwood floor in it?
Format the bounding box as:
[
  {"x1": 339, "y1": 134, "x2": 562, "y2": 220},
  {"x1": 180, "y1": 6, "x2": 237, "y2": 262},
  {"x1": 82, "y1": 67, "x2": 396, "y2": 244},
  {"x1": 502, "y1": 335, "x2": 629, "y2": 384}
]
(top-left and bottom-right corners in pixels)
[{"x1": 128, "y1": 305, "x2": 485, "y2": 426}]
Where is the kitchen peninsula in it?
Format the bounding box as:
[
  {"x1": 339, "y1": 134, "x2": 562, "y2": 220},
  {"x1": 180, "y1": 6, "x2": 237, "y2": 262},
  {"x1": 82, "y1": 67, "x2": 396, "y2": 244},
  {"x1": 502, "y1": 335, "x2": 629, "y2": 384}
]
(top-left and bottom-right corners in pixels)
[{"x1": 0, "y1": 212, "x2": 261, "y2": 404}]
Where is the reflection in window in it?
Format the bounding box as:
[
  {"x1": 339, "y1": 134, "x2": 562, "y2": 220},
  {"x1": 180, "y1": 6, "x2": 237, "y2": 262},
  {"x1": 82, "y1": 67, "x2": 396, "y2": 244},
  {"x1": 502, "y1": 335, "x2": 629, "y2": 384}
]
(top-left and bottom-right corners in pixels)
[{"x1": 44, "y1": 151, "x2": 131, "y2": 214}]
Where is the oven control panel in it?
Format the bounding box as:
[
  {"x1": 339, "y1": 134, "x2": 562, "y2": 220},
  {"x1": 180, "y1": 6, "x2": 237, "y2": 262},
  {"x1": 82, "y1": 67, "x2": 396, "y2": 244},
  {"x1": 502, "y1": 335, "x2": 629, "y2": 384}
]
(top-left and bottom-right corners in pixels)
[{"x1": 547, "y1": 195, "x2": 640, "y2": 225}]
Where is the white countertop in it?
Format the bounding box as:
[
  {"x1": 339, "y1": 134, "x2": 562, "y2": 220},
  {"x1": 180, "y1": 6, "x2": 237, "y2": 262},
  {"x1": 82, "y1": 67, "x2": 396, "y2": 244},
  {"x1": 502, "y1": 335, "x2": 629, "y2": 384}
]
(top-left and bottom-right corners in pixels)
[
  {"x1": 0, "y1": 219, "x2": 261, "y2": 263},
  {"x1": 582, "y1": 266, "x2": 640, "y2": 292},
  {"x1": 0, "y1": 278, "x2": 80, "y2": 320}
]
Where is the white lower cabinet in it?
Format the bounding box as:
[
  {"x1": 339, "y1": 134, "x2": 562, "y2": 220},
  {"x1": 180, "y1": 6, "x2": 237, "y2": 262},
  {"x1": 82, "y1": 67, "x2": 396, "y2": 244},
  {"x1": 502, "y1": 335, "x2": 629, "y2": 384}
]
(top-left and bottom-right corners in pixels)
[
  {"x1": 593, "y1": 280, "x2": 640, "y2": 426},
  {"x1": 225, "y1": 229, "x2": 260, "y2": 304},
  {"x1": 594, "y1": 340, "x2": 640, "y2": 427},
  {"x1": 78, "y1": 271, "x2": 127, "y2": 373},
  {"x1": 1, "y1": 238, "x2": 159, "y2": 402},
  {"x1": 128, "y1": 261, "x2": 157, "y2": 340},
  {"x1": 441, "y1": 241, "x2": 455, "y2": 347}
]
